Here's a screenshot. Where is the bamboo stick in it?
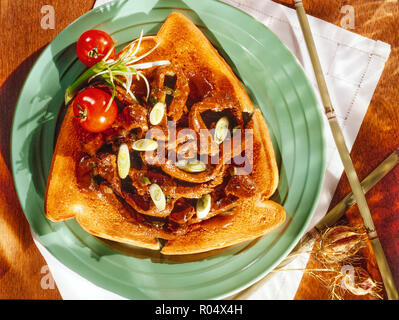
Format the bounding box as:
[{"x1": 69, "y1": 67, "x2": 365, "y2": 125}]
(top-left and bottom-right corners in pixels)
[{"x1": 293, "y1": 0, "x2": 398, "y2": 300}]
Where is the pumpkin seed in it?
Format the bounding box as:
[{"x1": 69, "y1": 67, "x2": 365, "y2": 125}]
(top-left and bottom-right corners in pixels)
[
  {"x1": 149, "y1": 102, "x2": 166, "y2": 125},
  {"x1": 149, "y1": 184, "x2": 166, "y2": 211},
  {"x1": 196, "y1": 194, "x2": 211, "y2": 219},
  {"x1": 117, "y1": 143, "x2": 130, "y2": 179},
  {"x1": 214, "y1": 116, "x2": 229, "y2": 144},
  {"x1": 132, "y1": 139, "x2": 158, "y2": 151},
  {"x1": 175, "y1": 159, "x2": 206, "y2": 173}
]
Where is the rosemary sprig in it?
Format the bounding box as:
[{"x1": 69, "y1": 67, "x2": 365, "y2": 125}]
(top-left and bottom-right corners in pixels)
[{"x1": 65, "y1": 30, "x2": 170, "y2": 110}]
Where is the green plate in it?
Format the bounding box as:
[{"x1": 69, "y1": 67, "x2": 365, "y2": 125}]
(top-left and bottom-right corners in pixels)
[{"x1": 11, "y1": 0, "x2": 325, "y2": 299}]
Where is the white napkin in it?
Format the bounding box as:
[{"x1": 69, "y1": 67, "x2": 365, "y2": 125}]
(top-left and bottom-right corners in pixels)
[{"x1": 33, "y1": 0, "x2": 390, "y2": 300}]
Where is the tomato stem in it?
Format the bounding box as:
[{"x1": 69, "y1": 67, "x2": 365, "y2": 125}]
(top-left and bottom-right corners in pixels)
[
  {"x1": 75, "y1": 104, "x2": 87, "y2": 122},
  {"x1": 87, "y1": 47, "x2": 99, "y2": 59}
]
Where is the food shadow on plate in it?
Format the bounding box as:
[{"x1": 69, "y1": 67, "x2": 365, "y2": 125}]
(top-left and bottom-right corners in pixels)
[
  {"x1": 55, "y1": 217, "x2": 261, "y2": 263},
  {"x1": 94, "y1": 212, "x2": 292, "y2": 264},
  {"x1": 18, "y1": 45, "x2": 79, "y2": 203},
  {"x1": 98, "y1": 236, "x2": 262, "y2": 264}
]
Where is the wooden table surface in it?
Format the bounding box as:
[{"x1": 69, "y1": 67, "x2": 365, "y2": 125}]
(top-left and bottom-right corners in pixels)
[{"x1": 0, "y1": 0, "x2": 398, "y2": 299}]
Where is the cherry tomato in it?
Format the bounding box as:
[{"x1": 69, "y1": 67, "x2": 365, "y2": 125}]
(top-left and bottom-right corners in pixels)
[
  {"x1": 76, "y1": 30, "x2": 115, "y2": 67},
  {"x1": 73, "y1": 88, "x2": 118, "y2": 133}
]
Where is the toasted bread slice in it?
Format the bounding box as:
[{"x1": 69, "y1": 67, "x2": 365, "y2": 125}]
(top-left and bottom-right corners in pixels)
[
  {"x1": 45, "y1": 107, "x2": 162, "y2": 249},
  {"x1": 161, "y1": 197, "x2": 285, "y2": 255},
  {"x1": 45, "y1": 12, "x2": 284, "y2": 254}
]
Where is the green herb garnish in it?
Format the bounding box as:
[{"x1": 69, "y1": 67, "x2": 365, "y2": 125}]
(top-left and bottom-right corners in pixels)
[{"x1": 65, "y1": 30, "x2": 170, "y2": 110}]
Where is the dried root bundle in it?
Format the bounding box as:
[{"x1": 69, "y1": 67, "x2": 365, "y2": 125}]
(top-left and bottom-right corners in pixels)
[
  {"x1": 273, "y1": 224, "x2": 382, "y2": 300},
  {"x1": 316, "y1": 225, "x2": 367, "y2": 265},
  {"x1": 329, "y1": 266, "x2": 383, "y2": 300}
]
